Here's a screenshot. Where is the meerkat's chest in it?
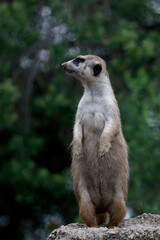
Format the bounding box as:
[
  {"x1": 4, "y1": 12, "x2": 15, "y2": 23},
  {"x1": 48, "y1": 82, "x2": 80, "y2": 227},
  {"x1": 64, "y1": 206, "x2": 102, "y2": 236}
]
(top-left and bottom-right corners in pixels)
[
  {"x1": 78, "y1": 96, "x2": 107, "y2": 133},
  {"x1": 81, "y1": 111, "x2": 105, "y2": 134}
]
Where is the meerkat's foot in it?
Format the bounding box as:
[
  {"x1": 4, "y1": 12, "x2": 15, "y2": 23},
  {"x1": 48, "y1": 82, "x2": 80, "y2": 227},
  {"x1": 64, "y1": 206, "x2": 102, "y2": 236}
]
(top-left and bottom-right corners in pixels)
[
  {"x1": 96, "y1": 212, "x2": 108, "y2": 226},
  {"x1": 107, "y1": 198, "x2": 126, "y2": 228},
  {"x1": 79, "y1": 197, "x2": 97, "y2": 227},
  {"x1": 98, "y1": 223, "x2": 108, "y2": 228},
  {"x1": 98, "y1": 143, "x2": 111, "y2": 159}
]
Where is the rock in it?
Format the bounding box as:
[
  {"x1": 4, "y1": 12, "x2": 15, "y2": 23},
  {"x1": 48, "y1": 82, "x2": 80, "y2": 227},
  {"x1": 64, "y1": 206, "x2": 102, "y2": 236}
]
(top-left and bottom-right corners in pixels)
[{"x1": 47, "y1": 213, "x2": 160, "y2": 240}]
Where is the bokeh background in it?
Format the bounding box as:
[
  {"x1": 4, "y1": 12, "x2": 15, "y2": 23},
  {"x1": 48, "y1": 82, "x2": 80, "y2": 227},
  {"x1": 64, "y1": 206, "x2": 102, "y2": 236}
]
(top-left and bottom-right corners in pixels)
[{"x1": 0, "y1": 0, "x2": 160, "y2": 239}]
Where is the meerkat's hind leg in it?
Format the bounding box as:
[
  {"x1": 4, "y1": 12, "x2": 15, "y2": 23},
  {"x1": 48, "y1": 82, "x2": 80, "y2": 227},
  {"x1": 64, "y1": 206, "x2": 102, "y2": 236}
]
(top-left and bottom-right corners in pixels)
[
  {"x1": 96, "y1": 212, "x2": 108, "y2": 226},
  {"x1": 107, "y1": 198, "x2": 126, "y2": 228},
  {"x1": 79, "y1": 192, "x2": 97, "y2": 227}
]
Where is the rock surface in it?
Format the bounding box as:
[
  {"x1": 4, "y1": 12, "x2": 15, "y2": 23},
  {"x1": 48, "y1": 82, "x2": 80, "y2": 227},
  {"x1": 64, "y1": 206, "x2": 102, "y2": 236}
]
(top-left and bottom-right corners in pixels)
[{"x1": 47, "y1": 213, "x2": 160, "y2": 240}]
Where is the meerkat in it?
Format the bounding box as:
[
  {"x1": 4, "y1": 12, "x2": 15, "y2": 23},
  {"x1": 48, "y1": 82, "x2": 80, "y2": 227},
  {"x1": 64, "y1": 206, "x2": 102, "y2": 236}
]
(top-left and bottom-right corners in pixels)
[{"x1": 61, "y1": 55, "x2": 129, "y2": 228}]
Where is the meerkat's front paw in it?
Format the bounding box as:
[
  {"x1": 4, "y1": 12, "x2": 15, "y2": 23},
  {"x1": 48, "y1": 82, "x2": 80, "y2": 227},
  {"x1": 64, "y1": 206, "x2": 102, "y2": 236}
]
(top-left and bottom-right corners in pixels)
[
  {"x1": 98, "y1": 143, "x2": 111, "y2": 159},
  {"x1": 74, "y1": 152, "x2": 83, "y2": 161}
]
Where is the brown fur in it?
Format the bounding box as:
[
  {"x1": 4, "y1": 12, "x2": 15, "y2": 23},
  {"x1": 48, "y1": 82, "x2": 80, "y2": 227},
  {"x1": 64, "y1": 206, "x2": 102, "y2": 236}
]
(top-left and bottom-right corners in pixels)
[{"x1": 62, "y1": 55, "x2": 129, "y2": 228}]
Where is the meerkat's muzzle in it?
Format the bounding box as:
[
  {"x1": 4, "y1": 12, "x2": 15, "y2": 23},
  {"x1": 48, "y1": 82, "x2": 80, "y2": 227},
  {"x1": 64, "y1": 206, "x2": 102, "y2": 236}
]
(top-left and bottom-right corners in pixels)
[
  {"x1": 61, "y1": 62, "x2": 66, "y2": 69},
  {"x1": 61, "y1": 62, "x2": 76, "y2": 75},
  {"x1": 61, "y1": 62, "x2": 70, "y2": 72}
]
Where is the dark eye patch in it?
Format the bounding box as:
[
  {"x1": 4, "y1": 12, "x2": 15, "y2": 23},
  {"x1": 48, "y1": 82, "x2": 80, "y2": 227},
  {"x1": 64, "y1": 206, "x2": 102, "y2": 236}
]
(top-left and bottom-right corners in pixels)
[
  {"x1": 73, "y1": 57, "x2": 85, "y2": 66},
  {"x1": 93, "y1": 64, "x2": 102, "y2": 76}
]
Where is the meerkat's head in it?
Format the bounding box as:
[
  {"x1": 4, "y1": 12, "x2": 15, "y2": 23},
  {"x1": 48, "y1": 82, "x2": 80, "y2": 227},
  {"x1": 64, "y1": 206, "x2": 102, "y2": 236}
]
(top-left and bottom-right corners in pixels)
[{"x1": 61, "y1": 55, "x2": 108, "y2": 83}]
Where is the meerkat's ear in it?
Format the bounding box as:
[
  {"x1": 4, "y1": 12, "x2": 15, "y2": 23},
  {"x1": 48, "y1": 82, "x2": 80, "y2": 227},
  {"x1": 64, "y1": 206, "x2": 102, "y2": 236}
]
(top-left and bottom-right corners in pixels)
[{"x1": 93, "y1": 64, "x2": 102, "y2": 76}]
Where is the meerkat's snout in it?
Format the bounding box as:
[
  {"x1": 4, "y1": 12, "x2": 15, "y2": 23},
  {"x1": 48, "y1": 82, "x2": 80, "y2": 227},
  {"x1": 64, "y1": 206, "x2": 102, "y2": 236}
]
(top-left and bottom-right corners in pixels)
[
  {"x1": 61, "y1": 61, "x2": 73, "y2": 74},
  {"x1": 61, "y1": 58, "x2": 81, "y2": 78},
  {"x1": 61, "y1": 62, "x2": 66, "y2": 69}
]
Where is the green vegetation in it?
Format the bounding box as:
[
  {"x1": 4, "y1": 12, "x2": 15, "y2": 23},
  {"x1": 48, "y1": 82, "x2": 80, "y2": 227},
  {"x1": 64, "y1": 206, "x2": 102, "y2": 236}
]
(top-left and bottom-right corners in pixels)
[{"x1": 0, "y1": 0, "x2": 160, "y2": 239}]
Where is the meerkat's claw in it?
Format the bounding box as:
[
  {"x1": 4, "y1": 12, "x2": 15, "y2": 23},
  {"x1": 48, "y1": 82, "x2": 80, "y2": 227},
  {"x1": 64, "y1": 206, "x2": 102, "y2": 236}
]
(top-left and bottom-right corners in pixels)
[
  {"x1": 98, "y1": 143, "x2": 111, "y2": 159},
  {"x1": 74, "y1": 153, "x2": 82, "y2": 161},
  {"x1": 98, "y1": 151, "x2": 107, "y2": 159}
]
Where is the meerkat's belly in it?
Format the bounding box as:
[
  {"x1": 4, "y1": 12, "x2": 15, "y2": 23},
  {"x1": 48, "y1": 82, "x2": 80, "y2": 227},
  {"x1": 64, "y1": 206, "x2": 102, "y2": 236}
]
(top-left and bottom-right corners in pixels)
[
  {"x1": 82, "y1": 111, "x2": 105, "y2": 137},
  {"x1": 82, "y1": 111, "x2": 105, "y2": 188},
  {"x1": 81, "y1": 111, "x2": 114, "y2": 209},
  {"x1": 82, "y1": 111, "x2": 105, "y2": 159}
]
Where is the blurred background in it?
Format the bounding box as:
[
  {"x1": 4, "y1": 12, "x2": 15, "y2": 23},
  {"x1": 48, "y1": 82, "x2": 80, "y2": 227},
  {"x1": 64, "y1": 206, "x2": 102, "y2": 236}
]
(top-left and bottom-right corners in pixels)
[{"x1": 0, "y1": 0, "x2": 160, "y2": 239}]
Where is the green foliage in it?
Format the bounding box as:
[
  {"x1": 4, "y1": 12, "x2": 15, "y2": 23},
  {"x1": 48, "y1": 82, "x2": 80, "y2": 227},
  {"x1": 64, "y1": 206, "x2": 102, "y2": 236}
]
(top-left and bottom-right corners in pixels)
[
  {"x1": 0, "y1": 80, "x2": 19, "y2": 129},
  {"x1": 0, "y1": 0, "x2": 160, "y2": 239}
]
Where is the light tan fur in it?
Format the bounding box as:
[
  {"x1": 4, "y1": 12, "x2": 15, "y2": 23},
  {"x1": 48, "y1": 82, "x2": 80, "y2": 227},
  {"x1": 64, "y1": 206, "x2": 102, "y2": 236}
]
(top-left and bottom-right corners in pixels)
[{"x1": 61, "y1": 55, "x2": 129, "y2": 228}]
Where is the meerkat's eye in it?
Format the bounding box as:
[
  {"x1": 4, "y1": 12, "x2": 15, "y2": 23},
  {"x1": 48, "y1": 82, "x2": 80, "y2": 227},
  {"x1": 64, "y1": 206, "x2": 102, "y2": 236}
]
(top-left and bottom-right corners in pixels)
[
  {"x1": 93, "y1": 64, "x2": 102, "y2": 76},
  {"x1": 73, "y1": 57, "x2": 85, "y2": 66}
]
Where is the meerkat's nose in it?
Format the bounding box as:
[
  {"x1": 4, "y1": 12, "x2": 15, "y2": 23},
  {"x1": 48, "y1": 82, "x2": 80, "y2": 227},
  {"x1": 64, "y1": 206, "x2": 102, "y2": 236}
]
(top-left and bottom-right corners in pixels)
[{"x1": 61, "y1": 63, "x2": 66, "y2": 69}]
